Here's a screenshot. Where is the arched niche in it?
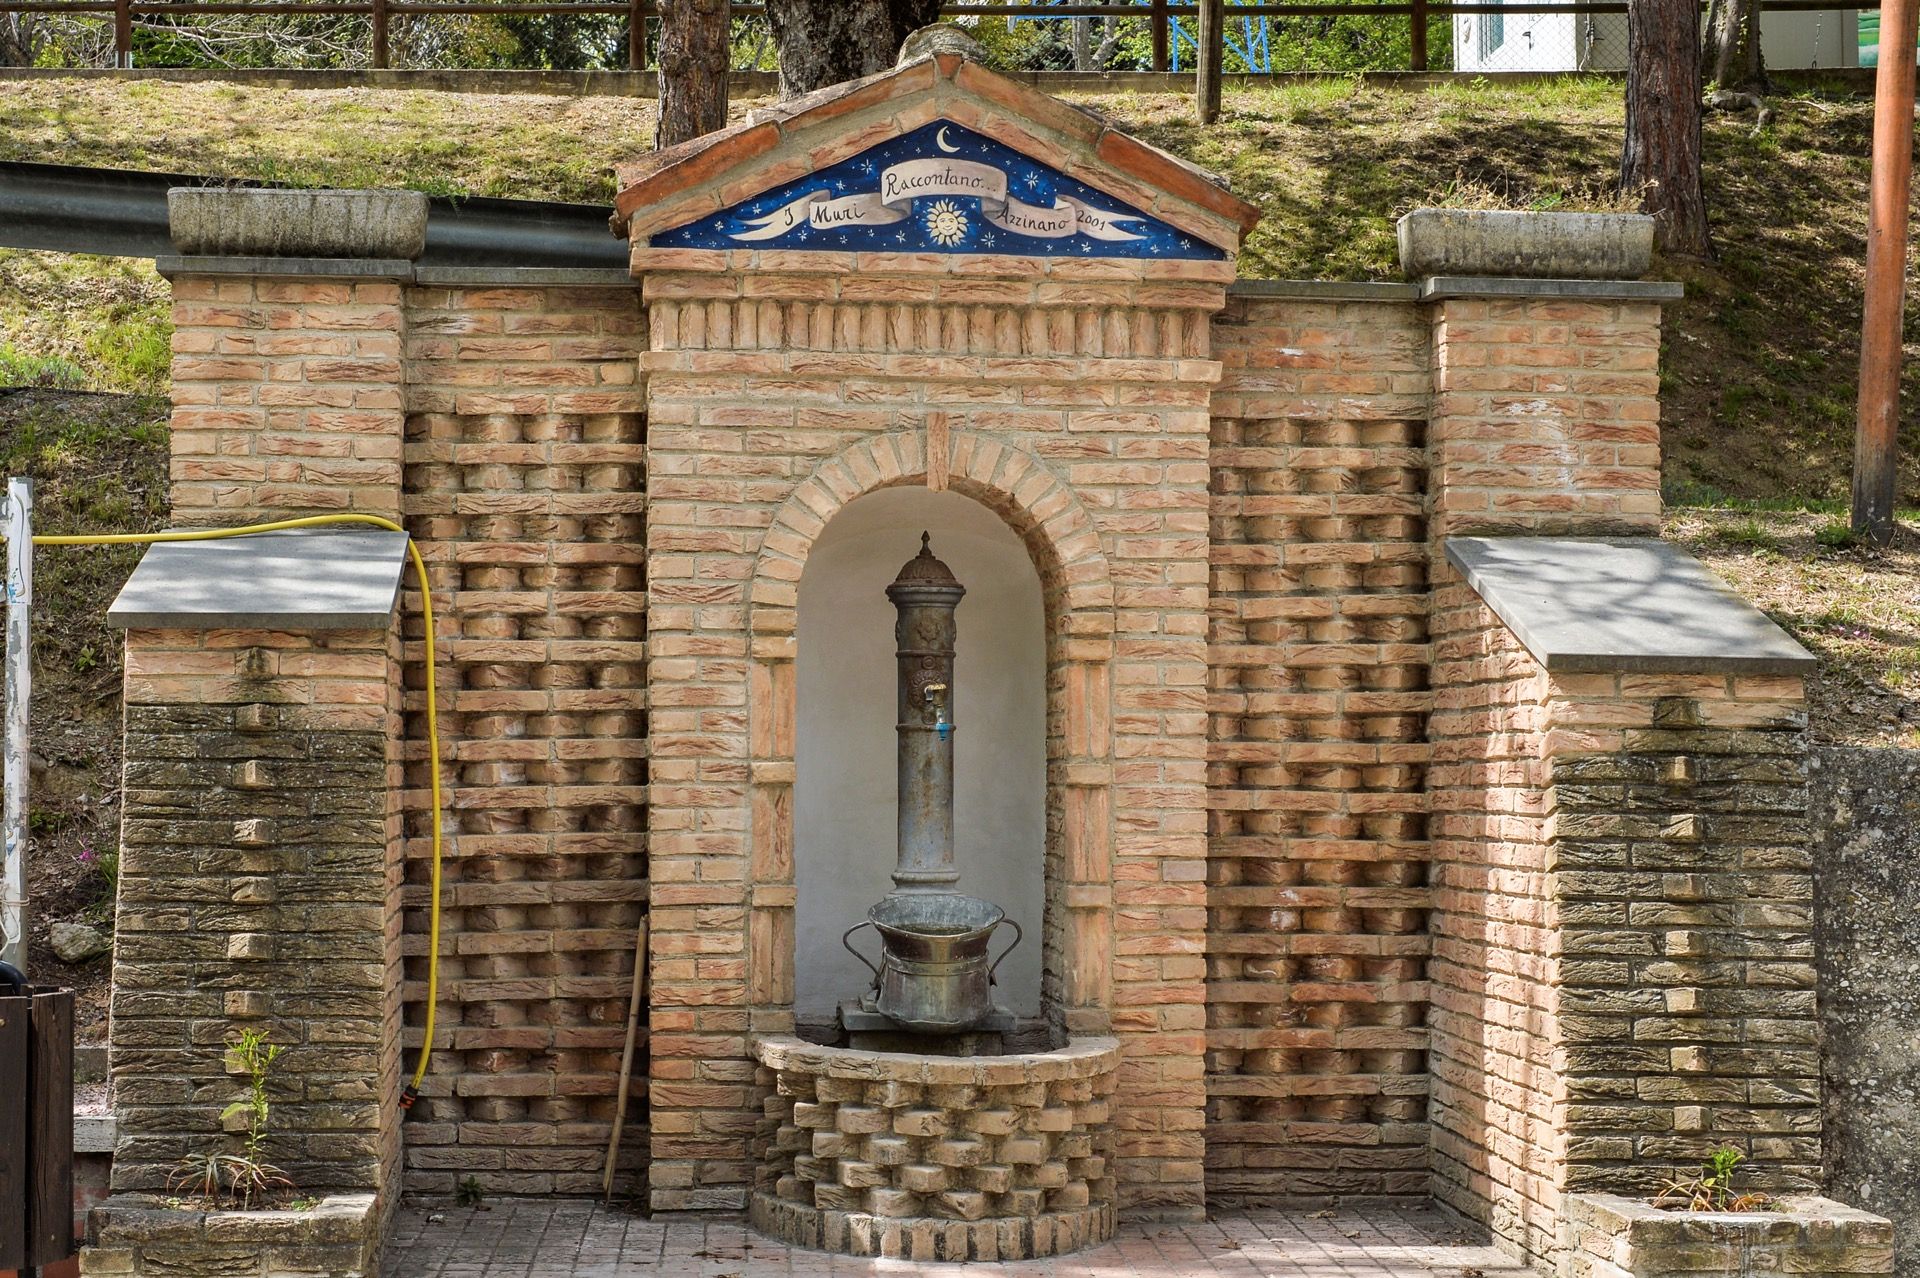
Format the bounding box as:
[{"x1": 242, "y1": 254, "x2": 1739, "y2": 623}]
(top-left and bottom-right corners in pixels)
[{"x1": 793, "y1": 486, "x2": 1046, "y2": 1027}]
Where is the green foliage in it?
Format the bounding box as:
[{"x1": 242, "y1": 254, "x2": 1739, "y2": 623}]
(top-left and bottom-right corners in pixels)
[
  {"x1": 456, "y1": 1176, "x2": 486, "y2": 1207},
  {"x1": 1814, "y1": 519, "x2": 1864, "y2": 551},
  {"x1": 0, "y1": 345, "x2": 86, "y2": 390},
  {"x1": 168, "y1": 1028, "x2": 294, "y2": 1208},
  {"x1": 0, "y1": 252, "x2": 171, "y2": 395},
  {"x1": 1654, "y1": 1146, "x2": 1777, "y2": 1212},
  {"x1": 1708, "y1": 517, "x2": 1782, "y2": 553},
  {"x1": 76, "y1": 836, "x2": 119, "y2": 926},
  {"x1": 222, "y1": 1027, "x2": 285, "y2": 1166}
]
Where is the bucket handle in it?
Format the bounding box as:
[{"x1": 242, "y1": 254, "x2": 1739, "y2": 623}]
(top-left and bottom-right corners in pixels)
[
  {"x1": 987, "y1": 918, "x2": 1023, "y2": 986},
  {"x1": 841, "y1": 921, "x2": 881, "y2": 991}
]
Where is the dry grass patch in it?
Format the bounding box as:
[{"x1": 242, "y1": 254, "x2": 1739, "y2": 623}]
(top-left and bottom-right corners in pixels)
[{"x1": 1666, "y1": 507, "x2": 1920, "y2": 748}]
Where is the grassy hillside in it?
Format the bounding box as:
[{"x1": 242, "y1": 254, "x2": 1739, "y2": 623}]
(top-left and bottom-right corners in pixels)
[{"x1": 0, "y1": 74, "x2": 1911, "y2": 507}]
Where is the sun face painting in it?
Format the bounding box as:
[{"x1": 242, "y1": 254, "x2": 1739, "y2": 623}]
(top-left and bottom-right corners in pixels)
[{"x1": 651, "y1": 119, "x2": 1225, "y2": 260}]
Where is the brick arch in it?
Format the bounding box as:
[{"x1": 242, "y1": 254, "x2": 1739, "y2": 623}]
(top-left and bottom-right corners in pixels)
[
  {"x1": 746, "y1": 428, "x2": 1115, "y2": 641},
  {"x1": 738, "y1": 428, "x2": 1120, "y2": 1052}
]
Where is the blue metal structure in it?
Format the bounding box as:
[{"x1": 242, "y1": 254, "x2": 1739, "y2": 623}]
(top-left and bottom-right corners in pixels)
[{"x1": 1005, "y1": 0, "x2": 1276, "y2": 73}]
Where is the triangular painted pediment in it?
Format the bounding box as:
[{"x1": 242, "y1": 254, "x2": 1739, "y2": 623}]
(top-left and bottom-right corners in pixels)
[
  {"x1": 613, "y1": 53, "x2": 1258, "y2": 261},
  {"x1": 652, "y1": 119, "x2": 1225, "y2": 262}
]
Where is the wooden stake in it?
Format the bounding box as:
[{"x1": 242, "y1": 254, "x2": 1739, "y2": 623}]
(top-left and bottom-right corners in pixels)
[
  {"x1": 602, "y1": 917, "x2": 647, "y2": 1202},
  {"x1": 1196, "y1": 0, "x2": 1225, "y2": 125},
  {"x1": 1854, "y1": 0, "x2": 1918, "y2": 546}
]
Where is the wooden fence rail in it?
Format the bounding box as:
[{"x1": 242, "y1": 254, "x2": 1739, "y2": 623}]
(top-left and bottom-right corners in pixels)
[{"x1": 0, "y1": 0, "x2": 1883, "y2": 80}]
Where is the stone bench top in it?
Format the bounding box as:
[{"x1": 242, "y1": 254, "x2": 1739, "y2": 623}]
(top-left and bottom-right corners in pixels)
[
  {"x1": 107, "y1": 527, "x2": 409, "y2": 631},
  {"x1": 1445, "y1": 536, "x2": 1815, "y2": 675}
]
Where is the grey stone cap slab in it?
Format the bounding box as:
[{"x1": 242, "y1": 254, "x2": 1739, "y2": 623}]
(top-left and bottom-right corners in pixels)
[
  {"x1": 107, "y1": 528, "x2": 408, "y2": 631},
  {"x1": 1398, "y1": 207, "x2": 1654, "y2": 279},
  {"x1": 1226, "y1": 279, "x2": 1420, "y2": 302},
  {"x1": 1445, "y1": 536, "x2": 1815, "y2": 674},
  {"x1": 155, "y1": 255, "x2": 415, "y2": 280},
  {"x1": 413, "y1": 265, "x2": 636, "y2": 287},
  {"x1": 168, "y1": 187, "x2": 428, "y2": 259},
  {"x1": 1419, "y1": 275, "x2": 1684, "y2": 302},
  {"x1": 74, "y1": 1111, "x2": 116, "y2": 1154}
]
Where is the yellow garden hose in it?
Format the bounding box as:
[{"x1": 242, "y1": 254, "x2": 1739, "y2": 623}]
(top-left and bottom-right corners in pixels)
[{"x1": 32, "y1": 514, "x2": 446, "y2": 1110}]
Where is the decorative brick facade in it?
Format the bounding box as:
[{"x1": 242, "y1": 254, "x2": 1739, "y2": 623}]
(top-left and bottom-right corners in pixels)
[
  {"x1": 397, "y1": 281, "x2": 649, "y2": 1196},
  {"x1": 100, "y1": 47, "x2": 1893, "y2": 1278},
  {"x1": 1205, "y1": 289, "x2": 1432, "y2": 1200}
]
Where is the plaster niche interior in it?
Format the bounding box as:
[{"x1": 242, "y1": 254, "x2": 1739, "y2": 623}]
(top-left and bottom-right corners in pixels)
[{"x1": 793, "y1": 487, "x2": 1047, "y2": 1032}]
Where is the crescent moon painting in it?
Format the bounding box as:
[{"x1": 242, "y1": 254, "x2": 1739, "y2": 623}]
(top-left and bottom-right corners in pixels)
[{"x1": 653, "y1": 119, "x2": 1223, "y2": 262}]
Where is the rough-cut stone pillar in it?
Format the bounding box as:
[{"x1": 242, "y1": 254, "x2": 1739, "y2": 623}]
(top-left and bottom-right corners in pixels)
[
  {"x1": 1427, "y1": 534, "x2": 1828, "y2": 1269},
  {"x1": 110, "y1": 647, "x2": 403, "y2": 1195},
  {"x1": 104, "y1": 532, "x2": 410, "y2": 1217}
]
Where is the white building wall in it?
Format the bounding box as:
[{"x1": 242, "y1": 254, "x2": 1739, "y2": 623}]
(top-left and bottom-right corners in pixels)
[{"x1": 1453, "y1": 4, "x2": 1857, "y2": 71}]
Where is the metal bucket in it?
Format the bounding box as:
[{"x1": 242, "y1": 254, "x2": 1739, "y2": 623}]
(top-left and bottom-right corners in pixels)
[{"x1": 843, "y1": 893, "x2": 1021, "y2": 1032}]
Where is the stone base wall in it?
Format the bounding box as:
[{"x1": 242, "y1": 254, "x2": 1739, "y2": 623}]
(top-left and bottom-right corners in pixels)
[
  {"x1": 82, "y1": 1194, "x2": 380, "y2": 1278},
  {"x1": 747, "y1": 1035, "x2": 1119, "y2": 1261},
  {"x1": 1812, "y1": 746, "x2": 1920, "y2": 1275},
  {"x1": 1559, "y1": 1194, "x2": 1893, "y2": 1278}
]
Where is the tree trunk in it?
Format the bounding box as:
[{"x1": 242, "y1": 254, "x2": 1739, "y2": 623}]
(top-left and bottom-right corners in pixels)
[
  {"x1": 0, "y1": 16, "x2": 35, "y2": 66},
  {"x1": 1623, "y1": 0, "x2": 1713, "y2": 257},
  {"x1": 1701, "y1": 0, "x2": 1768, "y2": 92},
  {"x1": 763, "y1": 0, "x2": 942, "y2": 98},
  {"x1": 655, "y1": 0, "x2": 730, "y2": 148}
]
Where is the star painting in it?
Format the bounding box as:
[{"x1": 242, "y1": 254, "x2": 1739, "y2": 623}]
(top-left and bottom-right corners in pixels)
[{"x1": 652, "y1": 119, "x2": 1224, "y2": 261}]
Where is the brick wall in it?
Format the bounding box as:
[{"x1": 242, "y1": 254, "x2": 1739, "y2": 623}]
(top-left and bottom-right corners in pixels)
[
  {"x1": 1427, "y1": 296, "x2": 1662, "y2": 541},
  {"x1": 397, "y1": 282, "x2": 649, "y2": 1195},
  {"x1": 1204, "y1": 291, "x2": 1432, "y2": 1200},
  {"x1": 1426, "y1": 592, "x2": 1564, "y2": 1257},
  {"x1": 168, "y1": 273, "x2": 407, "y2": 523},
  {"x1": 636, "y1": 250, "x2": 1230, "y2": 1216},
  {"x1": 112, "y1": 625, "x2": 403, "y2": 1200}
]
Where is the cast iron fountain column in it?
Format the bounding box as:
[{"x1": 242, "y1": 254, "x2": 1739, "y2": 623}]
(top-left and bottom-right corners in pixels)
[
  {"x1": 887, "y1": 532, "x2": 964, "y2": 895},
  {"x1": 838, "y1": 532, "x2": 1019, "y2": 1038}
]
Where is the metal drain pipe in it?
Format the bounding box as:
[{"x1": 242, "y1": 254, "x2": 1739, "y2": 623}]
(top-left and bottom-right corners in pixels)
[{"x1": 0, "y1": 158, "x2": 629, "y2": 268}]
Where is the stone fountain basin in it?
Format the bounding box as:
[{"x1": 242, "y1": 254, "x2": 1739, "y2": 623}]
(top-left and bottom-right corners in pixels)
[{"x1": 749, "y1": 1034, "x2": 1120, "y2": 1261}]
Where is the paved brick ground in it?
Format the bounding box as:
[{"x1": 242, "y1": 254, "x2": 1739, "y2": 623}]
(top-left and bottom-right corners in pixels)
[{"x1": 385, "y1": 1200, "x2": 1538, "y2": 1277}]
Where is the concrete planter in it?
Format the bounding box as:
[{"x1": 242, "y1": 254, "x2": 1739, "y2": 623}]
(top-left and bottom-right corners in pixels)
[
  {"x1": 81, "y1": 1192, "x2": 380, "y2": 1278},
  {"x1": 1397, "y1": 208, "x2": 1654, "y2": 280},
  {"x1": 168, "y1": 188, "x2": 428, "y2": 259},
  {"x1": 1560, "y1": 1193, "x2": 1894, "y2": 1278}
]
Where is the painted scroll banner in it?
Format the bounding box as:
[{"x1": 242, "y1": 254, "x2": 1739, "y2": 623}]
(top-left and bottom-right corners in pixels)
[
  {"x1": 652, "y1": 119, "x2": 1226, "y2": 261},
  {"x1": 732, "y1": 158, "x2": 1146, "y2": 243}
]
